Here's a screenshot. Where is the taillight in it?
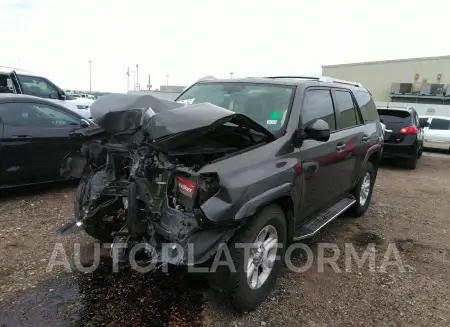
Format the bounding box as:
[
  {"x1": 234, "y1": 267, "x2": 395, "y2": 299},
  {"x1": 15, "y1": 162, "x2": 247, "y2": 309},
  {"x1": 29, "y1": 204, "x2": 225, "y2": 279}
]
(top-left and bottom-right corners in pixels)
[{"x1": 399, "y1": 125, "x2": 418, "y2": 134}]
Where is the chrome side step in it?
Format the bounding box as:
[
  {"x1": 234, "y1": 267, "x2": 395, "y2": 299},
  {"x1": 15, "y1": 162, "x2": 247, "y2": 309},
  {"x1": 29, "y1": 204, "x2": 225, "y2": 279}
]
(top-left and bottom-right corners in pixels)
[{"x1": 293, "y1": 197, "x2": 356, "y2": 241}]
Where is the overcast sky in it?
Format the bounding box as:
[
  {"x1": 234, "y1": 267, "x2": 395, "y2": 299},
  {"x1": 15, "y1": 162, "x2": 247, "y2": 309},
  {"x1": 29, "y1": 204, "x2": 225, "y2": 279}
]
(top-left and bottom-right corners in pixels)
[{"x1": 0, "y1": 0, "x2": 448, "y2": 92}]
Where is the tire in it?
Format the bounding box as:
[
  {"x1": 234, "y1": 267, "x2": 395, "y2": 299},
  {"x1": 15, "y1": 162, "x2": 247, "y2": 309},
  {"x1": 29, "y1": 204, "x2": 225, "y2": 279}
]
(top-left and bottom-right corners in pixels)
[
  {"x1": 221, "y1": 205, "x2": 287, "y2": 312},
  {"x1": 350, "y1": 161, "x2": 375, "y2": 217},
  {"x1": 417, "y1": 145, "x2": 423, "y2": 158},
  {"x1": 406, "y1": 147, "x2": 418, "y2": 170}
]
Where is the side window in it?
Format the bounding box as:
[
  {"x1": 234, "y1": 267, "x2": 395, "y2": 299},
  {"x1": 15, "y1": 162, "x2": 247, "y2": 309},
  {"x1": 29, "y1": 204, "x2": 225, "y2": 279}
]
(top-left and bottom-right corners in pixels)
[
  {"x1": 354, "y1": 90, "x2": 378, "y2": 122},
  {"x1": 0, "y1": 102, "x2": 80, "y2": 126},
  {"x1": 429, "y1": 118, "x2": 450, "y2": 130},
  {"x1": 16, "y1": 75, "x2": 60, "y2": 99},
  {"x1": 334, "y1": 90, "x2": 360, "y2": 129},
  {"x1": 419, "y1": 117, "x2": 429, "y2": 126},
  {"x1": 0, "y1": 74, "x2": 14, "y2": 93},
  {"x1": 301, "y1": 89, "x2": 336, "y2": 130}
]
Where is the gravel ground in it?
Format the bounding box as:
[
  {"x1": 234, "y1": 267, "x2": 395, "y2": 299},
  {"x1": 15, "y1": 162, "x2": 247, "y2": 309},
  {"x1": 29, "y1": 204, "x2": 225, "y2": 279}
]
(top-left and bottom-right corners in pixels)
[{"x1": 1, "y1": 155, "x2": 449, "y2": 326}]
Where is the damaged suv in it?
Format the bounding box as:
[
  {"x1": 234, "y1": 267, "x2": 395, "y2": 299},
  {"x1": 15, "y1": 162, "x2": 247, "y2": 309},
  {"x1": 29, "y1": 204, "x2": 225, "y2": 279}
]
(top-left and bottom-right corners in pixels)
[{"x1": 60, "y1": 76, "x2": 383, "y2": 311}]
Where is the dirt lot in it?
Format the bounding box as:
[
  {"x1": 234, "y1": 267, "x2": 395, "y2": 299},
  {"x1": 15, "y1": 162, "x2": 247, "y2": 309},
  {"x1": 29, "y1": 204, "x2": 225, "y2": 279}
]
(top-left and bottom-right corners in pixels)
[{"x1": 1, "y1": 156, "x2": 449, "y2": 327}]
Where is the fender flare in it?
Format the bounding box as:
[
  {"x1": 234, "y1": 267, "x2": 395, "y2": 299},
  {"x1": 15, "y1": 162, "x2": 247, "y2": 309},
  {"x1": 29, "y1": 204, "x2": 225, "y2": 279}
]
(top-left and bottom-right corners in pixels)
[
  {"x1": 354, "y1": 143, "x2": 382, "y2": 187},
  {"x1": 234, "y1": 183, "x2": 293, "y2": 220}
]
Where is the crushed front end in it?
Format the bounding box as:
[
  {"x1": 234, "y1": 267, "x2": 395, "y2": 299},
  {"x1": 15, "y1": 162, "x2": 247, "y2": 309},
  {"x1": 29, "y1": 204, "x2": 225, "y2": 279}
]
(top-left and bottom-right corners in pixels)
[{"x1": 59, "y1": 94, "x2": 274, "y2": 269}]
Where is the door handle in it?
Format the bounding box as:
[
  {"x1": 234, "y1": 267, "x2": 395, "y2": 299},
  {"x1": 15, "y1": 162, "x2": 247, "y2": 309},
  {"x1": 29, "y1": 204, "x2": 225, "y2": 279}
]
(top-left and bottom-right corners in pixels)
[
  {"x1": 336, "y1": 143, "x2": 346, "y2": 152},
  {"x1": 362, "y1": 135, "x2": 370, "y2": 142},
  {"x1": 11, "y1": 135, "x2": 32, "y2": 139}
]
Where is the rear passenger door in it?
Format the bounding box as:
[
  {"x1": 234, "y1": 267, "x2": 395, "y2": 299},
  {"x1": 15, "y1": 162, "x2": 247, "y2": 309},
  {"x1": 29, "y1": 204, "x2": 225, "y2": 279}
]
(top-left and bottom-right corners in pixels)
[{"x1": 330, "y1": 88, "x2": 367, "y2": 195}]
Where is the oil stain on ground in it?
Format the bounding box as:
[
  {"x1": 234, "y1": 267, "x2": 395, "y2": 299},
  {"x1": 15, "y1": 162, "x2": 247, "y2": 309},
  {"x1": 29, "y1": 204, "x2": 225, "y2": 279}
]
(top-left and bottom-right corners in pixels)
[
  {"x1": 1, "y1": 260, "x2": 206, "y2": 327},
  {"x1": 352, "y1": 232, "x2": 384, "y2": 246}
]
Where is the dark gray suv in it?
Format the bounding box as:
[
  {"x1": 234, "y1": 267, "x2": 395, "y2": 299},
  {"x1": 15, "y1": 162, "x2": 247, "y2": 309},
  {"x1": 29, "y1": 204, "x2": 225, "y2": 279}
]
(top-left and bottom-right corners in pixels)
[{"x1": 60, "y1": 76, "x2": 384, "y2": 312}]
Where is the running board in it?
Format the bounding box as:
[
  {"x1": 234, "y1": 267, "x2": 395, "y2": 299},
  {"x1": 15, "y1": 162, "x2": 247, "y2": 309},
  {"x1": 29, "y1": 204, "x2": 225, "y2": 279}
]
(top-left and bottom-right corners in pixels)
[{"x1": 293, "y1": 196, "x2": 356, "y2": 241}]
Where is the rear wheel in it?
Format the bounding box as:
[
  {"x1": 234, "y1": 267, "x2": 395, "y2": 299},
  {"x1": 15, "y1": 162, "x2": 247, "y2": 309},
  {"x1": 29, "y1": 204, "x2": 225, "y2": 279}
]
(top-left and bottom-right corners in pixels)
[
  {"x1": 221, "y1": 205, "x2": 287, "y2": 312},
  {"x1": 417, "y1": 146, "x2": 423, "y2": 158},
  {"x1": 350, "y1": 161, "x2": 375, "y2": 217},
  {"x1": 406, "y1": 147, "x2": 418, "y2": 169}
]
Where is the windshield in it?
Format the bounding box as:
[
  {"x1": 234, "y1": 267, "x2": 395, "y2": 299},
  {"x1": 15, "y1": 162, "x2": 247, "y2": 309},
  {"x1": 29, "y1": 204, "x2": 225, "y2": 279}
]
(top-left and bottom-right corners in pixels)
[{"x1": 176, "y1": 82, "x2": 295, "y2": 133}]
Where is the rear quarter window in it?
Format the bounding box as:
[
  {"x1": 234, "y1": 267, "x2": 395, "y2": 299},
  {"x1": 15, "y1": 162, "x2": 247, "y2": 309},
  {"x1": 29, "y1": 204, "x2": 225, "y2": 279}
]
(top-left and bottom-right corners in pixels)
[{"x1": 354, "y1": 90, "x2": 378, "y2": 122}]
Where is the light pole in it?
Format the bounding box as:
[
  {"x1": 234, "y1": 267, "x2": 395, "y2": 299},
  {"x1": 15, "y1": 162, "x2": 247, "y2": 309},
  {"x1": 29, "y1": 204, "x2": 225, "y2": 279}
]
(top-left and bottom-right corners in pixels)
[
  {"x1": 136, "y1": 64, "x2": 139, "y2": 90},
  {"x1": 126, "y1": 67, "x2": 130, "y2": 92},
  {"x1": 88, "y1": 60, "x2": 92, "y2": 91},
  {"x1": 230, "y1": 72, "x2": 234, "y2": 79},
  {"x1": 166, "y1": 74, "x2": 169, "y2": 86}
]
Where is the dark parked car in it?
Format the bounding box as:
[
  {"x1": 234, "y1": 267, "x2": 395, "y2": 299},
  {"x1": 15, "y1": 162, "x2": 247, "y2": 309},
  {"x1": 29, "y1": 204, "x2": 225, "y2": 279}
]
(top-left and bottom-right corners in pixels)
[
  {"x1": 377, "y1": 106, "x2": 427, "y2": 169},
  {"x1": 61, "y1": 76, "x2": 383, "y2": 312},
  {"x1": 0, "y1": 94, "x2": 91, "y2": 188}
]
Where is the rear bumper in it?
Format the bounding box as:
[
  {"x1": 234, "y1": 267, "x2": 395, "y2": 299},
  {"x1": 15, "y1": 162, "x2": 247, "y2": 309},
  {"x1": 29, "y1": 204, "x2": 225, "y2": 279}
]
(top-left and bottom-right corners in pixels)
[{"x1": 382, "y1": 142, "x2": 417, "y2": 159}]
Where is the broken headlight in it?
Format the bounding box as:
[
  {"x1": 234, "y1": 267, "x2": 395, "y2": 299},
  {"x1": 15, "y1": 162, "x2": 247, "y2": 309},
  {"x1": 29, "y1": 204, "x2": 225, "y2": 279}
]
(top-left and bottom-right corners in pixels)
[
  {"x1": 171, "y1": 173, "x2": 219, "y2": 211},
  {"x1": 196, "y1": 174, "x2": 220, "y2": 206}
]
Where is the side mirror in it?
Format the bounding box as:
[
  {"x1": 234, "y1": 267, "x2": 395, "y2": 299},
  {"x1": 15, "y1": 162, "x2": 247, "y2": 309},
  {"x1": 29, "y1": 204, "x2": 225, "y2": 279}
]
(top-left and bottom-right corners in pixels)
[
  {"x1": 80, "y1": 119, "x2": 90, "y2": 128},
  {"x1": 291, "y1": 119, "x2": 331, "y2": 147},
  {"x1": 304, "y1": 119, "x2": 331, "y2": 142}
]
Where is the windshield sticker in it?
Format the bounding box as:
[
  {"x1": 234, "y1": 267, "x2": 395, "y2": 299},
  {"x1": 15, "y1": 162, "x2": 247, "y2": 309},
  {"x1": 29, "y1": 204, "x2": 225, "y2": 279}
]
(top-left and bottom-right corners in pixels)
[
  {"x1": 267, "y1": 120, "x2": 278, "y2": 125},
  {"x1": 177, "y1": 98, "x2": 195, "y2": 106},
  {"x1": 269, "y1": 111, "x2": 281, "y2": 120}
]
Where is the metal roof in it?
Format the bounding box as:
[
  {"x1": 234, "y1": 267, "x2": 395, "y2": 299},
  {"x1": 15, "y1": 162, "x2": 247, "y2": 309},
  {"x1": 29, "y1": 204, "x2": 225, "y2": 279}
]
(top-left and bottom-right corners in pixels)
[{"x1": 322, "y1": 55, "x2": 450, "y2": 68}]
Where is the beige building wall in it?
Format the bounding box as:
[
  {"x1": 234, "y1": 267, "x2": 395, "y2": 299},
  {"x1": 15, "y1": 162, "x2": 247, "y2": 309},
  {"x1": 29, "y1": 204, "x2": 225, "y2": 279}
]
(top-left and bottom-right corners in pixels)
[{"x1": 322, "y1": 55, "x2": 450, "y2": 101}]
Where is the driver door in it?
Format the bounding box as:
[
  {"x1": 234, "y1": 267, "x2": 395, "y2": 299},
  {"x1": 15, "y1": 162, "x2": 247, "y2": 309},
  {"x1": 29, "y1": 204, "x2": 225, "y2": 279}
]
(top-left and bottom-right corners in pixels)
[{"x1": 0, "y1": 101, "x2": 83, "y2": 185}]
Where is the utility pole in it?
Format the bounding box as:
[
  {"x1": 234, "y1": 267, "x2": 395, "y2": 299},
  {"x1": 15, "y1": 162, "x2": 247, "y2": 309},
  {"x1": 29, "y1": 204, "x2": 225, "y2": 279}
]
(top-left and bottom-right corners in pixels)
[
  {"x1": 88, "y1": 60, "x2": 92, "y2": 91},
  {"x1": 147, "y1": 74, "x2": 152, "y2": 90},
  {"x1": 136, "y1": 64, "x2": 139, "y2": 90},
  {"x1": 126, "y1": 67, "x2": 130, "y2": 92},
  {"x1": 230, "y1": 72, "x2": 234, "y2": 79},
  {"x1": 166, "y1": 74, "x2": 169, "y2": 86}
]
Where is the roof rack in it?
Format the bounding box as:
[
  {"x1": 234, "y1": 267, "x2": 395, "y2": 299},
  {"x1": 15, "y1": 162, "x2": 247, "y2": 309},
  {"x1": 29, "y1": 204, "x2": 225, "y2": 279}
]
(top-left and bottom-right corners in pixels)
[{"x1": 265, "y1": 75, "x2": 363, "y2": 87}]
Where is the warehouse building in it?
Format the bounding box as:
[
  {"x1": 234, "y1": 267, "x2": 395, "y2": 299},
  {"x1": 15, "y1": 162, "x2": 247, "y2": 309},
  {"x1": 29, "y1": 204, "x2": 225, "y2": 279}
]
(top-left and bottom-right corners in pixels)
[
  {"x1": 322, "y1": 55, "x2": 450, "y2": 116},
  {"x1": 322, "y1": 56, "x2": 450, "y2": 104}
]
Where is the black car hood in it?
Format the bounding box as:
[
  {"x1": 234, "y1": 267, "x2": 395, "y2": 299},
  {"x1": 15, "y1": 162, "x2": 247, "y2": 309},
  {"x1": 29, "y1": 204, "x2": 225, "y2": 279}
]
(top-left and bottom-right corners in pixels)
[{"x1": 86, "y1": 93, "x2": 274, "y2": 147}]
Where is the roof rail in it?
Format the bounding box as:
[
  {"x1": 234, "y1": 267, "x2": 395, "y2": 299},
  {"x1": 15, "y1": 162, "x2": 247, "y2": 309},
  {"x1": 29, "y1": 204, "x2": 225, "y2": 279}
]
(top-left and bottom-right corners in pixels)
[
  {"x1": 265, "y1": 75, "x2": 363, "y2": 87},
  {"x1": 264, "y1": 76, "x2": 320, "y2": 80},
  {"x1": 0, "y1": 65, "x2": 19, "y2": 71},
  {"x1": 318, "y1": 76, "x2": 363, "y2": 87}
]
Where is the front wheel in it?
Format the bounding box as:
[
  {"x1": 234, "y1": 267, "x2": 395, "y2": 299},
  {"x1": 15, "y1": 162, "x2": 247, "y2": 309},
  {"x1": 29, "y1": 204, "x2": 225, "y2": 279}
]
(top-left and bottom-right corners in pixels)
[{"x1": 222, "y1": 205, "x2": 287, "y2": 312}]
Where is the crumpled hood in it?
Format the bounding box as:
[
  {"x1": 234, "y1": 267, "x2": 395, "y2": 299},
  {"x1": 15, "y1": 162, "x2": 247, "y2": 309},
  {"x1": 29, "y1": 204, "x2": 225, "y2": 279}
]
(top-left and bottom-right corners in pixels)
[
  {"x1": 86, "y1": 93, "x2": 274, "y2": 145},
  {"x1": 89, "y1": 93, "x2": 183, "y2": 134}
]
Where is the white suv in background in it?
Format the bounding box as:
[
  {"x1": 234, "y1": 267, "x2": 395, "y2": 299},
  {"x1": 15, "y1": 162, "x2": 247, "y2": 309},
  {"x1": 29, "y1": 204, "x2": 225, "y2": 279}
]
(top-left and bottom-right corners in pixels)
[
  {"x1": 0, "y1": 67, "x2": 94, "y2": 119},
  {"x1": 419, "y1": 116, "x2": 450, "y2": 152}
]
